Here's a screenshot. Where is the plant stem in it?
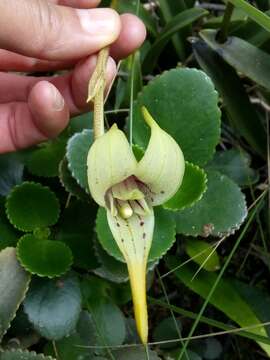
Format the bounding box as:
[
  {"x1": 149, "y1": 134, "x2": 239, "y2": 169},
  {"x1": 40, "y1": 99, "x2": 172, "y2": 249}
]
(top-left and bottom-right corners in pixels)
[
  {"x1": 217, "y1": 2, "x2": 234, "y2": 43},
  {"x1": 87, "y1": 47, "x2": 109, "y2": 139}
]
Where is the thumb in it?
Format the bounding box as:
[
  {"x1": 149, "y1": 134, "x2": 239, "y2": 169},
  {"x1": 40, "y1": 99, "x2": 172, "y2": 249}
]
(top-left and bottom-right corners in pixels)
[{"x1": 0, "y1": 0, "x2": 121, "y2": 60}]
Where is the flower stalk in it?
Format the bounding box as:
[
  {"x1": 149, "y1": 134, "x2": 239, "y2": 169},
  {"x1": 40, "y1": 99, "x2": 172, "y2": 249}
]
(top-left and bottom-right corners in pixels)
[{"x1": 87, "y1": 47, "x2": 109, "y2": 139}]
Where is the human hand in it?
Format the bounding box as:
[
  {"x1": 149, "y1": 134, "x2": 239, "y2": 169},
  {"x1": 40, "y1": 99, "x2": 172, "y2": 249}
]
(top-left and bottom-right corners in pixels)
[{"x1": 0, "y1": 0, "x2": 146, "y2": 153}]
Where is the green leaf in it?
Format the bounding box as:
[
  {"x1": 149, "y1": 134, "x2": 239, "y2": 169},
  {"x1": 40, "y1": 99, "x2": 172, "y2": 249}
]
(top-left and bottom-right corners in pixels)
[
  {"x1": 193, "y1": 40, "x2": 266, "y2": 158},
  {"x1": 94, "y1": 240, "x2": 129, "y2": 283},
  {"x1": 133, "y1": 68, "x2": 221, "y2": 166},
  {"x1": 185, "y1": 239, "x2": 220, "y2": 272},
  {"x1": 232, "y1": 10, "x2": 270, "y2": 47},
  {"x1": 153, "y1": 317, "x2": 182, "y2": 349},
  {"x1": 164, "y1": 162, "x2": 207, "y2": 211},
  {"x1": 0, "y1": 153, "x2": 23, "y2": 196},
  {"x1": 175, "y1": 170, "x2": 247, "y2": 237},
  {"x1": 69, "y1": 112, "x2": 92, "y2": 134},
  {"x1": 201, "y1": 29, "x2": 270, "y2": 90},
  {"x1": 113, "y1": 348, "x2": 161, "y2": 359},
  {"x1": 25, "y1": 138, "x2": 66, "y2": 177},
  {"x1": 23, "y1": 274, "x2": 82, "y2": 340},
  {"x1": 166, "y1": 257, "x2": 270, "y2": 355},
  {"x1": 59, "y1": 158, "x2": 89, "y2": 201},
  {"x1": 57, "y1": 200, "x2": 99, "y2": 270},
  {"x1": 143, "y1": 8, "x2": 208, "y2": 73},
  {"x1": 0, "y1": 247, "x2": 30, "y2": 340},
  {"x1": 6, "y1": 182, "x2": 60, "y2": 232},
  {"x1": 227, "y1": 0, "x2": 270, "y2": 33},
  {"x1": 17, "y1": 234, "x2": 73, "y2": 278},
  {"x1": 166, "y1": 349, "x2": 202, "y2": 360},
  {"x1": 66, "y1": 130, "x2": 93, "y2": 193},
  {"x1": 0, "y1": 350, "x2": 56, "y2": 360},
  {"x1": 191, "y1": 338, "x2": 222, "y2": 360},
  {"x1": 0, "y1": 210, "x2": 19, "y2": 251},
  {"x1": 158, "y1": 0, "x2": 189, "y2": 59},
  {"x1": 96, "y1": 206, "x2": 176, "y2": 263},
  {"x1": 114, "y1": 0, "x2": 157, "y2": 37},
  {"x1": 207, "y1": 148, "x2": 259, "y2": 186},
  {"x1": 45, "y1": 311, "x2": 96, "y2": 360},
  {"x1": 86, "y1": 301, "x2": 126, "y2": 347},
  {"x1": 232, "y1": 279, "x2": 270, "y2": 338}
]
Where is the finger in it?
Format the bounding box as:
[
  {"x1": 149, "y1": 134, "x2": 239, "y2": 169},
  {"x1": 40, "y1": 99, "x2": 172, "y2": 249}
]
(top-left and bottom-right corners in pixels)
[
  {"x1": 0, "y1": 0, "x2": 121, "y2": 60},
  {"x1": 0, "y1": 13, "x2": 146, "y2": 71},
  {"x1": 49, "y1": 0, "x2": 101, "y2": 8},
  {"x1": 0, "y1": 49, "x2": 75, "y2": 72},
  {"x1": 0, "y1": 55, "x2": 116, "y2": 113},
  {"x1": 0, "y1": 81, "x2": 69, "y2": 153},
  {"x1": 110, "y1": 14, "x2": 146, "y2": 60}
]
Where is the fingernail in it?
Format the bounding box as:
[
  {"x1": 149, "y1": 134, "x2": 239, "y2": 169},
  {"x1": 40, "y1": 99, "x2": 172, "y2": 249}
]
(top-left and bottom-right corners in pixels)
[
  {"x1": 77, "y1": 8, "x2": 120, "y2": 43},
  {"x1": 50, "y1": 84, "x2": 65, "y2": 111}
]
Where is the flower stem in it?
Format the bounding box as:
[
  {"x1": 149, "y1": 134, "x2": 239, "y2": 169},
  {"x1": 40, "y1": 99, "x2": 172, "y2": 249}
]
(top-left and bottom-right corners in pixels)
[
  {"x1": 217, "y1": 2, "x2": 234, "y2": 43},
  {"x1": 87, "y1": 47, "x2": 109, "y2": 139}
]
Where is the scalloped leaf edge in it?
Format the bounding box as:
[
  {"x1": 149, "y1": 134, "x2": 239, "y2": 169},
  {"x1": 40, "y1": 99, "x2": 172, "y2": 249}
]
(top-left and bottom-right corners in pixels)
[
  {"x1": 16, "y1": 236, "x2": 73, "y2": 278},
  {"x1": 58, "y1": 157, "x2": 89, "y2": 201},
  {"x1": 176, "y1": 172, "x2": 248, "y2": 238},
  {"x1": 66, "y1": 129, "x2": 93, "y2": 193},
  {"x1": 0, "y1": 349, "x2": 56, "y2": 360},
  {"x1": 163, "y1": 161, "x2": 208, "y2": 212},
  {"x1": 0, "y1": 247, "x2": 31, "y2": 341},
  {"x1": 5, "y1": 182, "x2": 60, "y2": 232}
]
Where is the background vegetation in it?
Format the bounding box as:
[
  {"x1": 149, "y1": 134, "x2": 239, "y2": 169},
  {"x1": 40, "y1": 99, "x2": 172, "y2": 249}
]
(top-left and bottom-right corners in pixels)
[{"x1": 0, "y1": 0, "x2": 269, "y2": 359}]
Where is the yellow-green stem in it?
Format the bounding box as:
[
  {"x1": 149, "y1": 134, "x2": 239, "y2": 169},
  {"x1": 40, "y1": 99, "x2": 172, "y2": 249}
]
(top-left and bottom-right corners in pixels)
[{"x1": 87, "y1": 47, "x2": 109, "y2": 139}]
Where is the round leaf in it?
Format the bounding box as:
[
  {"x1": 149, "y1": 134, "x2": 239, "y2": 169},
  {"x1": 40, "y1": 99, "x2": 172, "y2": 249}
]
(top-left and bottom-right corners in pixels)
[
  {"x1": 6, "y1": 182, "x2": 60, "y2": 232},
  {"x1": 175, "y1": 170, "x2": 247, "y2": 237},
  {"x1": 56, "y1": 200, "x2": 98, "y2": 270},
  {"x1": 94, "y1": 240, "x2": 129, "y2": 283},
  {"x1": 0, "y1": 212, "x2": 19, "y2": 251},
  {"x1": 207, "y1": 148, "x2": 259, "y2": 186},
  {"x1": 25, "y1": 138, "x2": 66, "y2": 177},
  {"x1": 96, "y1": 206, "x2": 176, "y2": 263},
  {"x1": 87, "y1": 301, "x2": 126, "y2": 347},
  {"x1": 203, "y1": 338, "x2": 223, "y2": 359},
  {"x1": 59, "y1": 158, "x2": 89, "y2": 201},
  {"x1": 0, "y1": 350, "x2": 56, "y2": 360},
  {"x1": 164, "y1": 162, "x2": 207, "y2": 211},
  {"x1": 133, "y1": 68, "x2": 221, "y2": 166},
  {"x1": 23, "y1": 274, "x2": 82, "y2": 340},
  {"x1": 153, "y1": 317, "x2": 182, "y2": 349},
  {"x1": 112, "y1": 349, "x2": 161, "y2": 359},
  {"x1": 185, "y1": 239, "x2": 220, "y2": 272},
  {"x1": 66, "y1": 130, "x2": 93, "y2": 192},
  {"x1": 0, "y1": 247, "x2": 30, "y2": 340},
  {"x1": 44, "y1": 311, "x2": 96, "y2": 359},
  {"x1": 17, "y1": 234, "x2": 73, "y2": 278}
]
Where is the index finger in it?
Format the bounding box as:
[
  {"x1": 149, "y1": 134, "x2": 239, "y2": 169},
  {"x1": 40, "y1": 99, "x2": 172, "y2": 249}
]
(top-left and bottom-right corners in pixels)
[{"x1": 49, "y1": 0, "x2": 101, "y2": 8}]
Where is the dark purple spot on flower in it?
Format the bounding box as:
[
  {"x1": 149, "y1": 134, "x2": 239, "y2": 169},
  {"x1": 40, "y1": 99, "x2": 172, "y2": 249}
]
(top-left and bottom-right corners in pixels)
[
  {"x1": 140, "y1": 221, "x2": 144, "y2": 226},
  {"x1": 143, "y1": 233, "x2": 146, "y2": 239},
  {"x1": 116, "y1": 222, "x2": 120, "y2": 227},
  {"x1": 160, "y1": 190, "x2": 165, "y2": 194},
  {"x1": 121, "y1": 238, "x2": 124, "y2": 243}
]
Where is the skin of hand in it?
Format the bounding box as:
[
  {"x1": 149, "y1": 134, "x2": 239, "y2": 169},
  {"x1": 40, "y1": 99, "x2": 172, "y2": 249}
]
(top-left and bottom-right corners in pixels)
[{"x1": 0, "y1": 0, "x2": 146, "y2": 153}]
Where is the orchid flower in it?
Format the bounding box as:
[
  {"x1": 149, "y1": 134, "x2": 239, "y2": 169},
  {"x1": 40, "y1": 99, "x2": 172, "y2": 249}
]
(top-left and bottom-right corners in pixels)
[{"x1": 87, "y1": 106, "x2": 185, "y2": 343}]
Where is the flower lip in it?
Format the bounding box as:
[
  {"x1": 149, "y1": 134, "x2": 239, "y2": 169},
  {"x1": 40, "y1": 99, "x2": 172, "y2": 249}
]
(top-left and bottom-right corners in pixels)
[{"x1": 105, "y1": 175, "x2": 152, "y2": 220}]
